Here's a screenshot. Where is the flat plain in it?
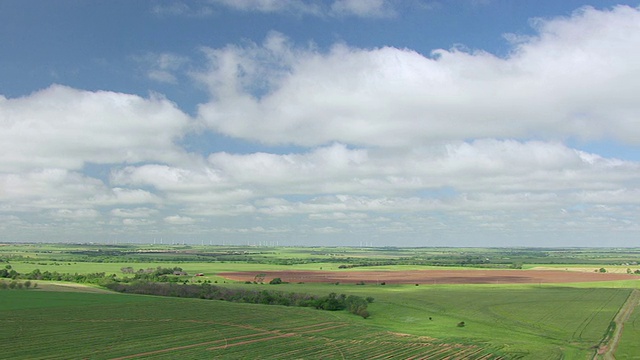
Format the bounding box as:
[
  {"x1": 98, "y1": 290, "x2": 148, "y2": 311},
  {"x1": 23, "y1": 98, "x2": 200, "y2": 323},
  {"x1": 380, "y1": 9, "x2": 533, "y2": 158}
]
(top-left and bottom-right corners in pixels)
[{"x1": 1, "y1": 244, "x2": 639, "y2": 359}]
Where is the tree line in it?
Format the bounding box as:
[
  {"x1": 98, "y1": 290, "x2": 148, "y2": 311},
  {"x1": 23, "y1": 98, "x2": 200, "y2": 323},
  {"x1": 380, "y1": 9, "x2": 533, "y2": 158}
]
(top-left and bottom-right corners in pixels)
[
  {"x1": 1, "y1": 265, "x2": 374, "y2": 318},
  {"x1": 106, "y1": 281, "x2": 372, "y2": 318}
]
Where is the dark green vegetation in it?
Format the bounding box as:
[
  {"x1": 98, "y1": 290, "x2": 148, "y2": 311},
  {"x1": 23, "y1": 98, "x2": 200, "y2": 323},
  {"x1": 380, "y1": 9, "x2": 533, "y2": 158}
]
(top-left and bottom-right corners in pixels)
[
  {"x1": 1, "y1": 243, "x2": 639, "y2": 359},
  {"x1": 106, "y1": 281, "x2": 372, "y2": 318}
]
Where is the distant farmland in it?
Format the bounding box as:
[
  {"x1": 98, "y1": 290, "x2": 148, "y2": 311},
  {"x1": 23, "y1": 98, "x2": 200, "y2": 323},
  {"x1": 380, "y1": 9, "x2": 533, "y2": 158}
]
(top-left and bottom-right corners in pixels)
[{"x1": 2, "y1": 244, "x2": 639, "y2": 358}]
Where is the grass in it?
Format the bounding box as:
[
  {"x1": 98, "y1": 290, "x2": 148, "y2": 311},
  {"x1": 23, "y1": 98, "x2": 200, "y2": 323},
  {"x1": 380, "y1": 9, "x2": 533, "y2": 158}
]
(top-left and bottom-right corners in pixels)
[
  {"x1": 614, "y1": 293, "x2": 640, "y2": 359},
  {"x1": 3, "y1": 244, "x2": 639, "y2": 358},
  {"x1": 184, "y1": 280, "x2": 632, "y2": 358},
  {"x1": 0, "y1": 290, "x2": 505, "y2": 359},
  {"x1": 1, "y1": 283, "x2": 629, "y2": 358}
]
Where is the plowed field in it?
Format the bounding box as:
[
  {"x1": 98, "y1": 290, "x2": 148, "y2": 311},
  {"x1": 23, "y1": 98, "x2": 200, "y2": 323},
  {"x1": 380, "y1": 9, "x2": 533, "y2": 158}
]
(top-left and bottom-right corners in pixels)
[{"x1": 220, "y1": 269, "x2": 637, "y2": 284}]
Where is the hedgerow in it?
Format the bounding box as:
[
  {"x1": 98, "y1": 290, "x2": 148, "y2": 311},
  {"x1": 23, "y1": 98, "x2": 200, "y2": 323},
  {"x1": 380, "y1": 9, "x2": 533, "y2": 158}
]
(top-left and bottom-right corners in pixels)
[{"x1": 105, "y1": 281, "x2": 372, "y2": 318}]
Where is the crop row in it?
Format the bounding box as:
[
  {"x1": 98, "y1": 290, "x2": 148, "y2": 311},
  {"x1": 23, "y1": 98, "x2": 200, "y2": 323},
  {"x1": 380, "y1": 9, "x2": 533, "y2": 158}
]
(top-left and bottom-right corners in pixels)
[{"x1": 1, "y1": 290, "x2": 512, "y2": 359}]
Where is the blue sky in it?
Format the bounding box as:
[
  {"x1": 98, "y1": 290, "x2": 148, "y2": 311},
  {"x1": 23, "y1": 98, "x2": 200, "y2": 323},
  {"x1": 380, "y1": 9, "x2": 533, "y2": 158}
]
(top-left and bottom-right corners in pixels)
[{"x1": 1, "y1": 0, "x2": 640, "y2": 246}]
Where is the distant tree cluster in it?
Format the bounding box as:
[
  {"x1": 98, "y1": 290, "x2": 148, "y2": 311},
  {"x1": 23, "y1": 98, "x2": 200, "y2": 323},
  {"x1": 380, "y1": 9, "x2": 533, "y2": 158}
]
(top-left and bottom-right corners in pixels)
[
  {"x1": 18, "y1": 268, "x2": 115, "y2": 286},
  {"x1": 0, "y1": 279, "x2": 36, "y2": 290},
  {"x1": 127, "y1": 266, "x2": 189, "y2": 282},
  {"x1": 105, "y1": 282, "x2": 372, "y2": 318}
]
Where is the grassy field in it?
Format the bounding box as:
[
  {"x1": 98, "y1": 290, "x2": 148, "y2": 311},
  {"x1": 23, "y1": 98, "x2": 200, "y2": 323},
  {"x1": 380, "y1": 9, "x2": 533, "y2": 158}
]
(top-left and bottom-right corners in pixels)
[
  {"x1": 1, "y1": 290, "x2": 506, "y2": 359},
  {"x1": 615, "y1": 291, "x2": 640, "y2": 359},
  {"x1": 219, "y1": 281, "x2": 632, "y2": 358},
  {"x1": 2, "y1": 243, "x2": 640, "y2": 359}
]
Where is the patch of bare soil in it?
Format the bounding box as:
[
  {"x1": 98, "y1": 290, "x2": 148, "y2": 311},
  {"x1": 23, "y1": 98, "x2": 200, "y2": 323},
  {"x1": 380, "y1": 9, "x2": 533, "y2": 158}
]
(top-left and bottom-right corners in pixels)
[
  {"x1": 219, "y1": 269, "x2": 638, "y2": 285},
  {"x1": 34, "y1": 282, "x2": 113, "y2": 294}
]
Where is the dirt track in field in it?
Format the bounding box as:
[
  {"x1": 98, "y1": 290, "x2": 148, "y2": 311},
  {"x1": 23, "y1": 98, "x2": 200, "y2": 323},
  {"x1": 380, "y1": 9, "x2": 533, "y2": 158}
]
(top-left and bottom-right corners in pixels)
[{"x1": 220, "y1": 269, "x2": 638, "y2": 285}]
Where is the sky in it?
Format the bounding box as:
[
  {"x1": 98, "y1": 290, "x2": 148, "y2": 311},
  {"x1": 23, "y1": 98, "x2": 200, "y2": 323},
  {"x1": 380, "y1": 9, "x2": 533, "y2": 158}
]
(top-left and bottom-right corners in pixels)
[{"x1": 1, "y1": 0, "x2": 640, "y2": 247}]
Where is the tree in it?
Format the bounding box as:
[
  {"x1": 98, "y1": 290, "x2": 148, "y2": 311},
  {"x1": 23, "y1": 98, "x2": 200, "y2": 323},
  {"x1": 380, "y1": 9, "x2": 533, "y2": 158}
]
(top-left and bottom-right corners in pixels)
[
  {"x1": 599, "y1": 268, "x2": 607, "y2": 273},
  {"x1": 345, "y1": 295, "x2": 370, "y2": 318},
  {"x1": 8, "y1": 269, "x2": 18, "y2": 279},
  {"x1": 28, "y1": 268, "x2": 42, "y2": 280},
  {"x1": 269, "y1": 277, "x2": 283, "y2": 284}
]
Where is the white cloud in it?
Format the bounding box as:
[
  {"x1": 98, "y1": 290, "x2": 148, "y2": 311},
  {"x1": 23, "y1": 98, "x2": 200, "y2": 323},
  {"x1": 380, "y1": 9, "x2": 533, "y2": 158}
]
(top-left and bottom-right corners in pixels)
[
  {"x1": 164, "y1": 215, "x2": 196, "y2": 225},
  {"x1": 151, "y1": 2, "x2": 213, "y2": 17},
  {"x1": 210, "y1": 0, "x2": 322, "y2": 16},
  {"x1": 49, "y1": 208, "x2": 100, "y2": 220},
  {"x1": 330, "y1": 0, "x2": 396, "y2": 18},
  {"x1": 0, "y1": 169, "x2": 107, "y2": 211},
  {"x1": 0, "y1": 85, "x2": 192, "y2": 172},
  {"x1": 3, "y1": 5, "x2": 640, "y2": 246},
  {"x1": 208, "y1": 0, "x2": 397, "y2": 18},
  {"x1": 108, "y1": 140, "x2": 640, "y2": 215},
  {"x1": 0, "y1": 169, "x2": 162, "y2": 214},
  {"x1": 110, "y1": 208, "x2": 158, "y2": 218},
  {"x1": 134, "y1": 53, "x2": 190, "y2": 84},
  {"x1": 196, "y1": 6, "x2": 640, "y2": 147},
  {"x1": 122, "y1": 218, "x2": 156, "y2": 226}
]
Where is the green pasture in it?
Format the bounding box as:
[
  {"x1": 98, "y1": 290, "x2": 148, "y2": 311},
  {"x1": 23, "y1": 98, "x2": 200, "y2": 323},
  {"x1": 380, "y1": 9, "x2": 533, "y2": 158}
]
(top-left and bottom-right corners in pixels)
[
  {"x1": 3, "y1": 243, "x2": 640, "y2": 359},
  {"x1": 1, "y1": 282, "x2": 632, "y2": 359},
  {"x1": 189, "y1": 280, "x2": 633, "y2": 358},
  {"x1": 0, "y1": 290, "x2": 505, "y2": 360}
]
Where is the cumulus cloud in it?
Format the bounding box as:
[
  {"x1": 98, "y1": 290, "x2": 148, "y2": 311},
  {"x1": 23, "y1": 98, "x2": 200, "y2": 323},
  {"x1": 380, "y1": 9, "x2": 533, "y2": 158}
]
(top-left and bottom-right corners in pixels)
[
  {"x1": 3, "y1": 4, "x2": 640, "y2": 245},
  {"x1": 110, "y1": 140, "x2": 640, "y2": 218},
  {"x1": 196, "y1": 5, "x2": 640, "y2": 147},
  {"x1": 0, "y1": 85, "x2": 192, "y2": 172}
]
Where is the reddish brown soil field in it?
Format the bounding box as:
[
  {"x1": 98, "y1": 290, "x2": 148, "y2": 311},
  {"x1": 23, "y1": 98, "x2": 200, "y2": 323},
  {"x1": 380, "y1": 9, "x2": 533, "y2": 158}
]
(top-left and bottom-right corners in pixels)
[{"x1": 220, "y1": 269, "x2": 638, "y2": 285}]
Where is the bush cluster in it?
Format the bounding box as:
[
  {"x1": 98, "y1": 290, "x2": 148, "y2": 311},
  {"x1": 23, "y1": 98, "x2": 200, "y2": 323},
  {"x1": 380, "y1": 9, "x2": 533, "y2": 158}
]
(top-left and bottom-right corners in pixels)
[{"x1": 106, "y1": 282, "x2": 372, "y2": 318}]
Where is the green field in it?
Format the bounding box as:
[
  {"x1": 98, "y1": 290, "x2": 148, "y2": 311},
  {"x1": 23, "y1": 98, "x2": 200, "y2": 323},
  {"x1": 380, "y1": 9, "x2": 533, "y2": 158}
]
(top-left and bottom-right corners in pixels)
[
  {"x1": 2, "y1": 244, "x2": 640, "y2": 359},
  {"x1": 1, "y1": 290, "x2": 507, "y2": 359},
  {"x1": 218, "y1": 281, "x2": 633, "y2": 358},
  {"x1": 615, "y1": 291, "x2": 640, "y2": 359}
]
